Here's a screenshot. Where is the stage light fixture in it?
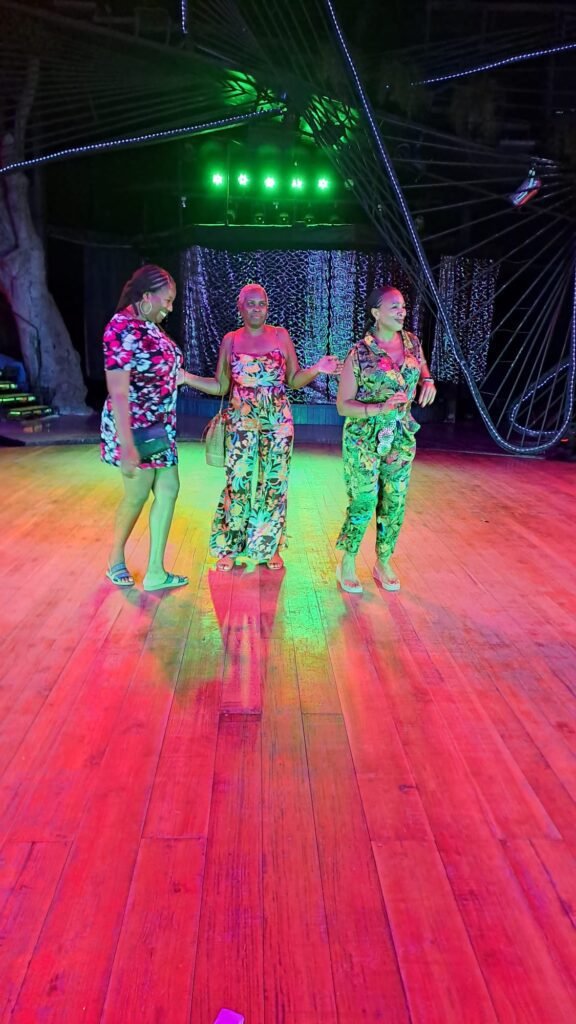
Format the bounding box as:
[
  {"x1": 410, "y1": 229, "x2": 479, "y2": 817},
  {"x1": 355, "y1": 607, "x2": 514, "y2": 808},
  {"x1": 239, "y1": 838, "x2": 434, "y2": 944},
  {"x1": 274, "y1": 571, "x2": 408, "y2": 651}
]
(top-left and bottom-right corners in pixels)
[
  {"x1": 237, "y1": 173, "x2": 249, "y2": 186},
  {"x1": 291, "y1": 177, "x2": 304, "y2": 190},
  {"x1": 264, "y1": 176, "x2": 277, "y2": 189},
  {"x1": 317, "y1": 177, "x2": 330, "y2": 191},
  {"x1": 509, "y1": 166, "x2": 542, "y2": 207},
  {"x1": 211, "y1": 172, "x2": 225, "y2": 186}
]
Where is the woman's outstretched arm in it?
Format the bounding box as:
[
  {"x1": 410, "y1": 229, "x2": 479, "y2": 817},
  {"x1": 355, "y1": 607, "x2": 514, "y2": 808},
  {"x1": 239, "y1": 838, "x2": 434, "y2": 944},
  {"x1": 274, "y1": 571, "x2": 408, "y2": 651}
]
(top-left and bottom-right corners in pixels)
[{"x1": 178, "y1": 333, "x2": 232, "y2": 396}]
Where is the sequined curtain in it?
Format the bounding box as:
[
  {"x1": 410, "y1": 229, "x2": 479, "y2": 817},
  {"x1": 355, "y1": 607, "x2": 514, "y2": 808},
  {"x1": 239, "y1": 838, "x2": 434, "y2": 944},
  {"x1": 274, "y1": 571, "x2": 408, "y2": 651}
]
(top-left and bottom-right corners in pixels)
[
  {"x1": 182, "y1": 246, "x2": 424, "y2": 402},
  {"x1": 431, "y1": 256, "x2": 499, "y2": 383}
]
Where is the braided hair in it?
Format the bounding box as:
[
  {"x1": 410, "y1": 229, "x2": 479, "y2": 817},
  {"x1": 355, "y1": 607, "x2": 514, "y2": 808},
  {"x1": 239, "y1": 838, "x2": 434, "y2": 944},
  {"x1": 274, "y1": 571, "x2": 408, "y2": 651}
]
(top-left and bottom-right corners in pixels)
[{"x1": 116, "y1": 265, "x2": 175, "y2": 313}]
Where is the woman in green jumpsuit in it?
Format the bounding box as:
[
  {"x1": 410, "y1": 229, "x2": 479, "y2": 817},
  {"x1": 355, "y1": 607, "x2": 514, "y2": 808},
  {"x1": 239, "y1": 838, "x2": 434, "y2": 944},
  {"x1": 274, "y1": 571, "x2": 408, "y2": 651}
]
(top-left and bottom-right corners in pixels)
[{"x1": 336, "y1": 285, "x2": 437, "y2": 594}]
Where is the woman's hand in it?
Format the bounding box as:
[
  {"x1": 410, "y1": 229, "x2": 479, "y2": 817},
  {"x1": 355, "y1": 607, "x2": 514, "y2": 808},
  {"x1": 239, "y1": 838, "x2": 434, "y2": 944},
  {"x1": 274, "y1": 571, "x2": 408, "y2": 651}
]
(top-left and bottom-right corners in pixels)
[
  {"x1": 316, "y1": 354, "x2": 342, "y2": 375},
  {"x1": 382, "y1": 390, "x2": 409, "y2": 413},
  {"x1": 418, "y1": 379, "x2": 437, "y2": 406},
  {"x1": 120, "y1": 442, "x2": 140, "y2": 478}
]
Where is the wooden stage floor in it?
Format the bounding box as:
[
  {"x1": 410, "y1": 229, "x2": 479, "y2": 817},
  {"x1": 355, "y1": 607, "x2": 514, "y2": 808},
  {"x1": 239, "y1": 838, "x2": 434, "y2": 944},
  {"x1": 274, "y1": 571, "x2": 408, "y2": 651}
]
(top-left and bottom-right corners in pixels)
[{"x1": 1, "y1": 442, "x2": 575, "y2": 1024}]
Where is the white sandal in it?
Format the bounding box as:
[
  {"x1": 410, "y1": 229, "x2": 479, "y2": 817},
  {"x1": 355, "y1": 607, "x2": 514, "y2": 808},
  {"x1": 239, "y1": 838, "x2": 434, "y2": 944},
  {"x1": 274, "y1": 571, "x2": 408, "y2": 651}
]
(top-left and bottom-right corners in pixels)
[
  {"x1": 373, "y1": 563, "x2": 400, "y2": 591},
  {"x1": 336, "y1": 563, "x2": 363, "y2": 594}
]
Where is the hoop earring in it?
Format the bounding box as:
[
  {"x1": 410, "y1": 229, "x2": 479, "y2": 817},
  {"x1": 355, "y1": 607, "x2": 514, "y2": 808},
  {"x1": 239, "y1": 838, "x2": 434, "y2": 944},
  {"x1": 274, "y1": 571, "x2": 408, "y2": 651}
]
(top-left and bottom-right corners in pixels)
[{"x1": 139, "y1": 298, "x2": 153, "y2": 318}]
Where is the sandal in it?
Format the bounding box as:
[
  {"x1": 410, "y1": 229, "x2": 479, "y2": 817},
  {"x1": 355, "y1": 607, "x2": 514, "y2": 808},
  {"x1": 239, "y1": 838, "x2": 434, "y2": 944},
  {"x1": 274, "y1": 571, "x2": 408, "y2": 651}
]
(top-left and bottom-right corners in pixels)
[
  {"x1": 106, "y1": 562, "x2": 134, "y2": 588},
  {"x1": 215, "y1": 556, "x2": 234, "y2": 572},
  {"x1": 336, "y1": 563, "x2": 363, "y2": 594},
  {"x1": 266, "y1": 554, "x2": 284, "y2": 570},
  {"x1": 143, "y1": 572, "x2": 189, "y2": 592},
  {"x1": 373, "y1": 563, "x2": 400, "y2": 591}
]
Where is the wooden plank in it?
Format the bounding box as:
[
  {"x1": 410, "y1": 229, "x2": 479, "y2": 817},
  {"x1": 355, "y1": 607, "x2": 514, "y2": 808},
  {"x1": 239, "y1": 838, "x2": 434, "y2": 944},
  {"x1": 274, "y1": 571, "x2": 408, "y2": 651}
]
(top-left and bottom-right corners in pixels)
[
  {"x1": 261, "y1": 647, "x2": 337, "y2": 1021},
  {"x1": 0, "y1": 841, "x2": 70, "y2": 1021},
  {"x1": 304, "y1": 714, "x2": 410, "y2": 1022},
  {"x1": 143, "y1": 607, "x2": 223, "y2": 839},
  {"x1": 372, "y1": 840, "x2": 498, "y2": 1023},
  {"x1": 4, "y1": 636, "x2": 154, "y2": 843},
  {"x1": 287, "y1": 587, "x2": 341, "y2": 715},
  {"x1": 0, "y1": 605, "x2": 136, "y2": 830},
  {"x1": 190, "y1": 717, "x2": 264, "y2": 1024},
  {"x1": 0, "y1": 842, "x2": 34, "y2": 914},
  {"x1": 505, "y1": 838, "x2": 576, "y2": 989},
  {"x1": 326, "y1": 631, "x2": 433, "y2": 843},
  {"x1": 440, "y1": 837, "x2": 576, "y2": 1022},
  {"x1": 101, "y1": 838, "x2": 206, "y2": 1024},
  {"x1": 364, "y1": 640, "x2": 501, "y2": 847},
  {"x1": 9, "y1": 638, "x2": 176, "y2": 1023}
]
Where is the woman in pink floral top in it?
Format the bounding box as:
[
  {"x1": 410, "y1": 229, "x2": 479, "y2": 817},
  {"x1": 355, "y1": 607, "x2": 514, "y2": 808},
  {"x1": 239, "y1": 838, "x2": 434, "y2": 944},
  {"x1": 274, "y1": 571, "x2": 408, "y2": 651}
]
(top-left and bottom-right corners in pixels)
[
  {"x1": 335, "y1": 285, "x2": 437, "y2": 594},
  {"x1": 179, "y1": 283, "x2": 340, "y2": 571},
  {"x1": 101, "y1": 264, "x2": 188, "y2": 592}
]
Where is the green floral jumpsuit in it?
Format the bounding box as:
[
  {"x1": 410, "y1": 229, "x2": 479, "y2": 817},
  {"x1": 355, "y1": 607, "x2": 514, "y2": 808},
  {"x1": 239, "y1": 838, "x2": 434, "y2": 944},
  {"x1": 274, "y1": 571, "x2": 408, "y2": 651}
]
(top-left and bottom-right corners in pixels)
[
  {"x1": 209, "y1": 340, "x2": 294, "y2": 563},
  {"x1": 336, "y1": 331, "x2": 423, "y2": 560}
]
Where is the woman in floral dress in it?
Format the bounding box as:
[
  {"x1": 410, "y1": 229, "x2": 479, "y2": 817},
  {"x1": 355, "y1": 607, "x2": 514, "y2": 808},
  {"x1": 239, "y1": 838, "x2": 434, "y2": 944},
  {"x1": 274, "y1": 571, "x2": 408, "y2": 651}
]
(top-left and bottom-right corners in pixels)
[
  {"x1": 179, "y1": 283, "x2": 340, "y2": 571},
  {"x1": 101, "y1": 264, "x2": 188, "y2": 592},
  {"x1": 335, "y1": 285, "x2": 437, "y2": 594}
]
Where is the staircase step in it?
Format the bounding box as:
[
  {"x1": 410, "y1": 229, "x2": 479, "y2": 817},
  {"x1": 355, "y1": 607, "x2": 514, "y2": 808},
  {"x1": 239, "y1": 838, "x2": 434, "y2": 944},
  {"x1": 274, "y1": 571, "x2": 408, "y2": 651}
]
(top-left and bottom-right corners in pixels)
[
  {"x1": 0, "y1": 381, "x2": 18, "y2": 391},
  {"x1": 0, "y1": 392, "x2": 37, "y2": 404},
  {"x1": 5, "y1": 405, "x2": 55, "y2": 420}
]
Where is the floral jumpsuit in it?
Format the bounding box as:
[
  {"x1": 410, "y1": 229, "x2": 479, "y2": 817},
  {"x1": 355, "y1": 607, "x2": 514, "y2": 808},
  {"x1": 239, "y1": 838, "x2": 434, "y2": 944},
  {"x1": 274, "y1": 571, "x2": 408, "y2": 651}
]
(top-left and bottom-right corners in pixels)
[
  {"x1": 209, "y1": 337, "x2": 294, "y2": 563},
  {"x1": 336, "y1": 331, "x2": 423, "y2": 560}
]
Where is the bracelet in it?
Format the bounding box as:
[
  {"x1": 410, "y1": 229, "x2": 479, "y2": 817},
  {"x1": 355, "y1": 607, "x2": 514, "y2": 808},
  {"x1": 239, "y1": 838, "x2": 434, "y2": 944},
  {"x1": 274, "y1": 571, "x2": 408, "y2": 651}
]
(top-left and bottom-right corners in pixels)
[{"x1": 421, "y1": 376, "x2": 434, "y2": 383}]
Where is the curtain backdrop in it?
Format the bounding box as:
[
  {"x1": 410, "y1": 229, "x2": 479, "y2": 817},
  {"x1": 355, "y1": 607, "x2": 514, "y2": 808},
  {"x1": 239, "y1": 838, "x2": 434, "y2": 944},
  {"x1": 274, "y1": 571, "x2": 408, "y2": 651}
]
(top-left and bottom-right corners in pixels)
[
  {"x1": 431, "y1": 256, "x2": 499, "y2": 383},
  {"x1": 181, "y1": 246, "x2": 425, "y2": 402}
]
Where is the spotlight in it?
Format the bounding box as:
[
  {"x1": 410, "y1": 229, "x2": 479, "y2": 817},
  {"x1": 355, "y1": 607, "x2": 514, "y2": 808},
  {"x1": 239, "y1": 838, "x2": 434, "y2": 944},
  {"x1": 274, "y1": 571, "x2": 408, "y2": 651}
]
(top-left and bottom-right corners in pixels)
[
  {"x1": 253, "y1": 206, "x2": 265, "y2": 225},
  {"x1": 509, "y1": 166, "x2": 541, "y2": 207},
  {"x1": 264, "y1": 176, "x2": 277, "y2": 190},
  {"x1": 291, "y1": 177, "x2": 304, "y2": 191},
  {"x1": 211, "y1": 172, "x2": 225, "y2": 186},
  {"x1": 317, "y1": 177, "x2": 330, "y2": 191},
  {"x1": 237, "y1": 173, "x2": 249, "y2": 186}
]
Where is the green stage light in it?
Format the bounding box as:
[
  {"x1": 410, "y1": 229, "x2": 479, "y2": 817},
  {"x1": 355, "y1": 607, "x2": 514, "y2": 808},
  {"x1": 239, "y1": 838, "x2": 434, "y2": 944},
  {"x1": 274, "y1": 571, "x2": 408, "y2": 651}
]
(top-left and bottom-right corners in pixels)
[
  {"x1": 317, "y1": 177, "x2": 330, "y2": 190},
  {"x1": 211, "y1": 172, "x2": 225, "y2": 186},
  {"x1": 237, "y1": 173, "x2": 249, "y2": 186},
  {"x1": 291, "y1": 177, "x2": 304, "y2": 190},
  {"x1": 264, "y1": 176, "x2": 277, "y2": 189}
]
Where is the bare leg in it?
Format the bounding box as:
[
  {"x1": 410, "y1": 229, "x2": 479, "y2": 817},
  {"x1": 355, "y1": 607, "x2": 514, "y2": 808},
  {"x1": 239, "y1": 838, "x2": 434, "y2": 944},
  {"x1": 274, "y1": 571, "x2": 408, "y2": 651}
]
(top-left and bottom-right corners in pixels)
[
  {"x1": 109, "y1": 468, "x2": 154, "y2": 568},
  {"x1": 144, "y1": 466, "x2": 186, "y2": 587}
]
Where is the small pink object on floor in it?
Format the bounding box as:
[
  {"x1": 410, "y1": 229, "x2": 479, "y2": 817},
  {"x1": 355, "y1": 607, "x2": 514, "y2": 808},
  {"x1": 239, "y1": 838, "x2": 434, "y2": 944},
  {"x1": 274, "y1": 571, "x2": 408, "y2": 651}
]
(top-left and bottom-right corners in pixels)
[{"x1": 213, "y1": 1011, "x2": 245, "y2": 1024}]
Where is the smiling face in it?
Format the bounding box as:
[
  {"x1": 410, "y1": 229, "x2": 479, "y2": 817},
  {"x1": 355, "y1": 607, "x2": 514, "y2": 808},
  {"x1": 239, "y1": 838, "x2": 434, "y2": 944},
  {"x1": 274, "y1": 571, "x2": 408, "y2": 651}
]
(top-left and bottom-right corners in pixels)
[
  {"x1": 371, "y1": 288, "x2": 406, "y2": 333},
  {"x1": 143, "y1": 281, "x2": 176, "y2": 324},
  {"x1": 238, "y1": 285, "x2": 268, "y2": 330}
]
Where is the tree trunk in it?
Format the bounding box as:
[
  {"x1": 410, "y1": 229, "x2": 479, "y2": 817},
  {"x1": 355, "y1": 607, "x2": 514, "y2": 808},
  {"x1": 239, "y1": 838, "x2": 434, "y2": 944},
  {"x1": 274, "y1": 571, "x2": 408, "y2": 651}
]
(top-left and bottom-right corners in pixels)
[{"x1": 0, "y1": 58, "x2": 88, "y2": 413}]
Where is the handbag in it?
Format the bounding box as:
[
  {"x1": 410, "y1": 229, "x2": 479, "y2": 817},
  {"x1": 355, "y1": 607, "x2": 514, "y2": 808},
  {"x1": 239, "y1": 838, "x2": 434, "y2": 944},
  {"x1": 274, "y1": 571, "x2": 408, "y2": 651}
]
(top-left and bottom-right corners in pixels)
[
  {"x1": 203, "y1": 398, "x2": 226, "y2": 467},
  {"x1": 132, "y1": 423, "x2": 171, "y2": 460}
]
